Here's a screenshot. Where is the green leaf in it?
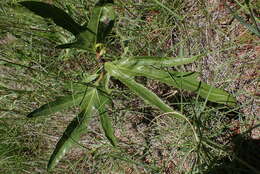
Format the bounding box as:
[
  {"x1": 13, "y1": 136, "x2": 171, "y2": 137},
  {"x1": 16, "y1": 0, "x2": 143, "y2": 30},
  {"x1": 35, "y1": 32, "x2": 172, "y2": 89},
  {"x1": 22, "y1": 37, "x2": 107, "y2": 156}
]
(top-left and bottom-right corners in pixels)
[
  {"x1": 117, "y1": 66, "x2": 236, "y2": 106},
  {"x1": 96, "y1": 92, "x2": 117, "y2": 146},
  {"x1": 56, "y1": 36, "x2": 94, "y2": 52},
  {"x1": 19, "y1": 1, "x2": 83, "y2": 36},
  {"x1": 82, "y1": 73, "x2": 100, "y2": 83},
  {"x1": 118, "y1": 55, "x2": 201, "y2": 67},
  {"x1": 79, "y1": 3, "x2": 115, "y2": 50},
  {"x1": 55, "y1": 42, "x2": 81, "y2": 49},
  {"x1": 97, "y1": 4, "x2": 116, "y2": 43},
  {"x1": 166, "y1": 73, "x2": 236, "y2": 106},
  {"x1": 19, "y1": 1, "x2": 116, "y2": 51},
  {"x1": 79, "y1": 6, "x2": 102, "y2": 50},
  {"x1": 119, "y1": 76, "x2": 174, "y2": 113},
  {"x1": 27, "y1": 92, "x2": 86, "y2": 118},
  {"x1": 96, "y1": 0, "x2": 114, "y2": 5},
  {"x1": 105, "y1": 62, "x2": 183, "y2": 118},
  {"x1": 165, "y1": 71, "x2": 200, "y2": 79},
  {"x1": 63, "y1": 82, "x2": 89, "y2": 93},
  {"x1": 47, "y1": 88, "x2": 97, "y2": 170},
  {"x1": 101, "y1": 73, "x2": 112, "y2": 94}
]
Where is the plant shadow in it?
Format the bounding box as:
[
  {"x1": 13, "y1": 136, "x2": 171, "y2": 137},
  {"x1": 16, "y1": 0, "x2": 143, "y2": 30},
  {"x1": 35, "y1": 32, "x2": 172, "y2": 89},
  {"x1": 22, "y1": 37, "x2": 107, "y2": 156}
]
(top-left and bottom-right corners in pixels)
[{"x1": 204, "y1": 128, "x2": 260, "y2": 174}]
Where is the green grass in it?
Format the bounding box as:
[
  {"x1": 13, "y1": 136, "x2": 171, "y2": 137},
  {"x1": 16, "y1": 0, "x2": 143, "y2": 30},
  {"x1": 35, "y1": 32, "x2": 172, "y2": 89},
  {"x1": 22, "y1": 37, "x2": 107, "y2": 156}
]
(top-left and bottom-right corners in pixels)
[{"x1": 1, "y1": 0, "x2": 259, "y2": 173}]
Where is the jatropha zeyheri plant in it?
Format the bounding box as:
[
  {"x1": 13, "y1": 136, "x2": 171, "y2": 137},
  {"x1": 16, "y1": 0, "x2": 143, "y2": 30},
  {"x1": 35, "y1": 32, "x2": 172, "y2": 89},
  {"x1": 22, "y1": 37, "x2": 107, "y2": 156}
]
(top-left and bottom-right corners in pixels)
[{"x1": 19, "y1": 0, "x2": 236, "y2": 170}]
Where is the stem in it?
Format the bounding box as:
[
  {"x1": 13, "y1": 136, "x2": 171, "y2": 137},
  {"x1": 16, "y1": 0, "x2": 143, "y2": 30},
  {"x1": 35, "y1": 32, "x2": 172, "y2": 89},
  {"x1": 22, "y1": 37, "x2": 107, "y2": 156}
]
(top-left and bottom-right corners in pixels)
[{"x1": 95, "y1": 71, "x2": 104, "y2": 85}]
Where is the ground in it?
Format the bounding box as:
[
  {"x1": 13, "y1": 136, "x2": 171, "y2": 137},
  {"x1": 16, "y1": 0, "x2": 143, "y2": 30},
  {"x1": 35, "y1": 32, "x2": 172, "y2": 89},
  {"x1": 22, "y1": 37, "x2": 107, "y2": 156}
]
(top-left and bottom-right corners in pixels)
[{"x1": 0, "y1": 0, "x2": 259, "y2": 173}]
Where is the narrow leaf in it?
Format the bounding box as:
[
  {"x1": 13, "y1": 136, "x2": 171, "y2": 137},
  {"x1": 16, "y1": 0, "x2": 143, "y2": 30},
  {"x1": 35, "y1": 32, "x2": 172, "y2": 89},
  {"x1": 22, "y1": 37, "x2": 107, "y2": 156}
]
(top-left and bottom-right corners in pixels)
[
  {"x1": 79, "y1": 3, "x2": 115, "y2": 50},
  {"x1": 56, "y1": 36, "x2": 94, "y2": 52},
  {"x1": 55, "y1": 42, "x2": 81, "y2": 49},
  {"x1": 118, "y1": 55, "x2": 201, "y2": 67},
  {"x1": 63, "y1": 82, "x2": 89, "y2": 93},
  {"x1": 19, "y1": 1, "x2": 83, "y2": 36},
  {"x1": 96, "y1": 0, "x2": 114, "y2": 6},
  {"x1": 105, "y1": 62, "x2": 183, "y2": 118},
  {"x1": 164, "y1": 71, "x2": 200, "y2": 79},
  {"x1": 27, "y1": 92, "x2": 86, "y2": 118},
  {"x1": 97, "y1": 4, "x2": 116, "y2": 43},
  {"x1": 165, "y1": 73, "x2": 236, "y2": 106},
  {"x1": 79, "y1": 6, "x2": 102, "y2": 50},
  {"x1": 118, "y1": 76, "x2": 173, "y2": 113},
  {"x1": 118, "y1": 66, "x2": 236, "y2": 106},
  {"x1": 96, "y1": 92, "x2": 117, "y2": 146},
  {"x1": 101, "y1": 73, "x2": 112, "y2": 94},
  {"x1": 47, "y1": 88, "x2": 97, "y2": 170},
  {"x1": 47, "y1": 110, "x2": 86, "y2": 170}
]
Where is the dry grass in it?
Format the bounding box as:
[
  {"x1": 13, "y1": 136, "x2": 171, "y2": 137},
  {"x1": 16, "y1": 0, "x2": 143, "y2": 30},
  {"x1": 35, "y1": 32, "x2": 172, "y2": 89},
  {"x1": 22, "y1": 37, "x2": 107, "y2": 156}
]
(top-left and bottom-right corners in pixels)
[{"x1": 0, "y1": 0, "x2": 259, "y2": 173}]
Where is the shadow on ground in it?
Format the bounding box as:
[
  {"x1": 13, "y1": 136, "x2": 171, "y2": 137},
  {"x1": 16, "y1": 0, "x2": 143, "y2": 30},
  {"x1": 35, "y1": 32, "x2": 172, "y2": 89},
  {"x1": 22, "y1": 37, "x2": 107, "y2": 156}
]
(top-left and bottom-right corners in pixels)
[{"x1": 204, "y1": 130, "x2": 260, "y2": 174}]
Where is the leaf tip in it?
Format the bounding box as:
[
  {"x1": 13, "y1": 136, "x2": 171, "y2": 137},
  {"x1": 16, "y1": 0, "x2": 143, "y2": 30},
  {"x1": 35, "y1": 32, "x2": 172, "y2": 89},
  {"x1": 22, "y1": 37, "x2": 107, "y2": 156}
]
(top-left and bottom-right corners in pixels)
[
  {"x1": 27, "y1": 111, "x2": 35, "y2": 118},
  {"x1": 47, "y1": 161, "x2": 54, "y2": 172}
]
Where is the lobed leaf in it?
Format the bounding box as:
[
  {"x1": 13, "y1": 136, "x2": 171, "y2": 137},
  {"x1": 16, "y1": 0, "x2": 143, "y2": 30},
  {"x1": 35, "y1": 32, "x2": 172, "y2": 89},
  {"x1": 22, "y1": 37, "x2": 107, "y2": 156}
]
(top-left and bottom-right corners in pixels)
[
  {"x1": 27, "y1": 92, "x2": 87, "y2": 118},
  {"x1": 19, "y1": 1, "x2": 83, "y2": 36},
  {"x1": 47, "y1": 88, "x2": 98, "y2": 170}
]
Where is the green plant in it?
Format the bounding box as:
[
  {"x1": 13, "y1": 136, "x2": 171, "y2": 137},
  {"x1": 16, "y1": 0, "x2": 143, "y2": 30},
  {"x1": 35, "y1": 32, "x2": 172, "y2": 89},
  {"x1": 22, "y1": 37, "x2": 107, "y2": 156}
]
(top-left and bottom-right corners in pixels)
[{"x1": 19, "y1": 0, "x2": 236, "y2": 171}]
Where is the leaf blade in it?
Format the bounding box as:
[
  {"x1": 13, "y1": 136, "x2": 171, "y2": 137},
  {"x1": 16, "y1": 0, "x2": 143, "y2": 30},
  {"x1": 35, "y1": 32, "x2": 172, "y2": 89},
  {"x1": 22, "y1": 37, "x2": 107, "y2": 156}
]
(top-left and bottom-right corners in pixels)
[
  {"x1": 47, "y1": 88, "x2": 97, "y2": 170},
  {"x1": 80, "y1": 6, "x2": 102, "y2": 49},
  {"x1": 27, "y1": 92, "x2": 86, "y2": 118},
  {"x1": 97, "y1": 4, "x2": 116, "y2": 43},
  {"x1": 19, "y1": 1, "x2": 82, "y2": 36},
  {"x1": 105, "y1": 62, "x2": 183, "y2": 118},
  {"x1": 119, "y1": 55, "x2": 201, "y2": 67},
  {"x1": 47, "y1": 110, "x2": 87, "y2": 170},
  {"x1": 118, "y1": 66, "x2": 236, "y2": 106},
  {"x1": 79, "y1": 3, "x2": 115, "y2": 50},
  {"x1": 96, "y1": 92, "x2": 117, "y2": 146},
  {"x1": 96, "y1": 0, "x2": 114, "y2": 5}
]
